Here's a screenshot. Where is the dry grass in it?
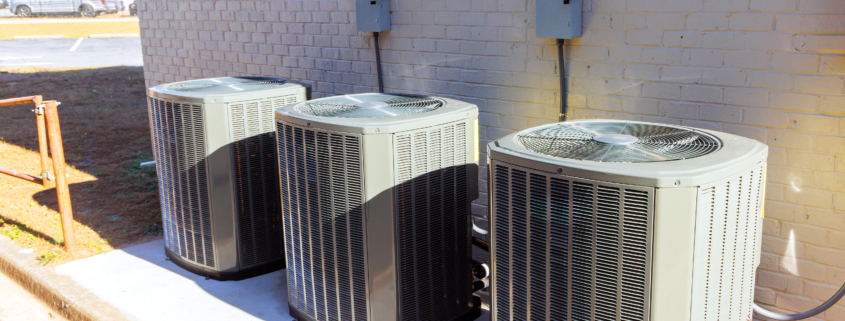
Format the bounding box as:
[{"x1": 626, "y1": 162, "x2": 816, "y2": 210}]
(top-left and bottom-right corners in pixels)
[
  {"x1": 0, "y1": 67, "x2": 160, "y2": 265},
  {"x1": 0, "y1": 20, "x2": 139, "y2": 39}
]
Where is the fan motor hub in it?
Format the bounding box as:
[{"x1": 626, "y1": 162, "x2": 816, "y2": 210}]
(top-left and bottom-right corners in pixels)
[{"x1": 593, "y1": 134, "x2": 639, "y2": 145}]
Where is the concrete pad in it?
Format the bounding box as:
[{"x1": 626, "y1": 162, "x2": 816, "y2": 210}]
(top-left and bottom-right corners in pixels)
[{"x1": 56, "y1": 240, "x2": 292, "y2": 321}]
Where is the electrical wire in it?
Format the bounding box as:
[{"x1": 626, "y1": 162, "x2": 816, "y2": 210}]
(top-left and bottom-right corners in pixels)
[
  {"x1": 373, "y1": 32, "x2": 384, "y2": 93},
  {"x1": 557, "y1": 38, "x2": 567, "y2": 122}
]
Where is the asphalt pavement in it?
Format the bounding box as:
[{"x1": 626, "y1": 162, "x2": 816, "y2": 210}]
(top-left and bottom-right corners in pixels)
[{"x1": 0, "y1": 37, "x2": 142, "y2": 68}]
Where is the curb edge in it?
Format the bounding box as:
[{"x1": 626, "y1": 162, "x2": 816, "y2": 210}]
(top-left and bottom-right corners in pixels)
[{"x1": 0, "y1": 236, "x2": 132, "y2": 321}]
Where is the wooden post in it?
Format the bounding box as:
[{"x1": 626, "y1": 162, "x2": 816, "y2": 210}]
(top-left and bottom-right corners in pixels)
[
  {"x1": 43, "y1": 101, "x2": 76, "y2": 252},
  {"x1": 33, "y1": 96, "x2": 51, "y2": 187}
]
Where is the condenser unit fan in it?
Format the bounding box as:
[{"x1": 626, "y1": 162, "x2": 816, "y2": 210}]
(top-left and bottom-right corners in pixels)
[
  {"x1": 516, "y1": 121, "x2": 721, "y2": 162},
  {"x1": 148, "y1": 77, "x2": 307, "y2": 281},
  {"x1": 162, "y1": 77, "x2": 288, "y2": 92},
  {"x1": 276, "y1": 93, "x2": 481, "y2": 321},
  {"x1": 488, "y1": 119, "x2": 768, "y2": 321},
  {"x1": 296, "y1": 93, "x2": 444, "y2": 118}
]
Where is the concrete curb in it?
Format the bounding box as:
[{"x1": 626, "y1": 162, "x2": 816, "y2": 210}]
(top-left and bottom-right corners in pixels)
[
  {"x1": 89, "y1": 33, "x2": 139, "y2": 38},
  {"x1": 0, "y1": 236, "x2": 132, "y2": 321}
]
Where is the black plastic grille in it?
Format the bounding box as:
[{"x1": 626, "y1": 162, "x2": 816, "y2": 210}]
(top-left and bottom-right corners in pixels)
[
  {"x1": 278, "y1": 123, "x2": 366, "y2": 321},
  {"x1": 395, "y1": 122, "x2": 473, "y2": 321},
  {"x1": 148, "y1": 97, "x2": 214, "y2": 268},
  {"x1": 492, "y1": 163, "x2": 653, "y2": 321}
]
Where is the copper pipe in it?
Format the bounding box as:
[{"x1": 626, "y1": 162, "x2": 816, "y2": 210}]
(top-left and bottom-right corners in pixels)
[
  {"x1": 33, "y1": 96, "x2": 51, "y2": 187},
  {"x1": 44, "y1": 101, "x2": 76, "y2": 252},
  {"x1": 0, "y1": 166, "x2": 43, "y2": 184},
  {"x1": 0, "y1": 95, "x2": 41, "y2": 107}
]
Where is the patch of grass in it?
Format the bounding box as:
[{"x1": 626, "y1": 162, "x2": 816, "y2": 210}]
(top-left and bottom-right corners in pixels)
[
  {"x1": 143, "y1": 223, "x2": 163, "y2": 236},
  {"x1": 122, "y1": 152, "x2": 158, "y2": 192},
  {"x1": 39, "y1": 252, "x2": 60, "y2": 265},
  {"x1": 1, "y1": 224, "x2": 26, "y2": 240}
]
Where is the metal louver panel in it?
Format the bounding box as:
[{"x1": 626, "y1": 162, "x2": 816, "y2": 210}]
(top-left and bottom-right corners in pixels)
[
  {"x1": 229, "y1": 96, "x2": 298, "y2": 268},
  {"x1": 278, "y1": 123, "x2": 367, "y2": 321},
  {"x1": 394, "y1": 121, "x2": 473, "y2": 321},
  {"x1": 148, "y1": 97, "x2": 215, "y2": 268},
  {"x1": 690, "y1": 165, "x2": 765, "y2": 321},
  {"x1": 491, "y1": 162, "x2": 654, "y2": 321}
]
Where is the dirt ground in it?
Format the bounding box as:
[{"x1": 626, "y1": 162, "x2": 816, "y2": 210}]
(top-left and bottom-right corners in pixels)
[{"x1": 0, "y1": 67, "x2": 160, "y2": 265}]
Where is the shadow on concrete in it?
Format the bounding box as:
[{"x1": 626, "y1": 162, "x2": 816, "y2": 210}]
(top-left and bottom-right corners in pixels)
[{"x1": 56, "y1": 239, "x2": 292, "y2": 321}]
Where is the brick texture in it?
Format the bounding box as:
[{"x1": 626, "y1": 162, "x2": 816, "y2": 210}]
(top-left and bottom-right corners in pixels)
[{"x1": 137, "y1": 0, "x2": 845, "y2": 318}]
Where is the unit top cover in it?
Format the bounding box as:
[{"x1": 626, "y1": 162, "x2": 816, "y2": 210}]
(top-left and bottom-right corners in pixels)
[
  {"x1": 490, "y1": 119, "x2": 768, "y2": 188},
  {"x1": 276, "y1": 93, "x2": 477, "y2": 134},
  {"x1": 149, "y1": 77, "x2": 305, "y2": 103}
]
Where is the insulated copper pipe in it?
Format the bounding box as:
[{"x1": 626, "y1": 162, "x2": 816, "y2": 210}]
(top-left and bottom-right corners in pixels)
[
  {"x1": 0, "y1": 166, "x2": 43, "y2": 184},
  {"x1": 43, "y1": 101, "x2": 76, "y2": 252}
]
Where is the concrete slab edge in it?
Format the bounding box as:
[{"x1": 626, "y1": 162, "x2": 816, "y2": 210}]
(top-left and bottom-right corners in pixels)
[{"x1": 0, "y1": 236, "x2": 132, "y2": 321}]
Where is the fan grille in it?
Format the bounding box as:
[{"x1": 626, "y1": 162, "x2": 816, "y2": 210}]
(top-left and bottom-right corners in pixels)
[
  {"x1": 517, "y1": 122, "x2": 722, "y2": 162},
  {"x1": 296, "y1": 94, "x2": 443, "y2": 118},
  {"x1": 164, "y1": 77, "x2": 286, "y2": 92}
]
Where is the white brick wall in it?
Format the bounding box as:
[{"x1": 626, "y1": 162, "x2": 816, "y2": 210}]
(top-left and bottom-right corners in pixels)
[{"x1": 137, "y1": 0, "x2": 845, "y2": 318}]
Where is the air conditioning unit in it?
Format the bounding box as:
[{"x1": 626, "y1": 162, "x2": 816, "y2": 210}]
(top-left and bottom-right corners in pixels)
[
  {"x1": 275, "y1": 93, "x2": 481, "y2": 321},
  {"x1": 147, "y1": 77, "x2": 307, "y2": 281},
  {"x1": 488, "y1": 120, "x2": 768, "y2": 321}
]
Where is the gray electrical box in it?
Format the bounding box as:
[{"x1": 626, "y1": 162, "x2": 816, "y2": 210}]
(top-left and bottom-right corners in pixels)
[
  {"x1": 536, "y1": 0, "x2": 582, "y2": 39},
  {"x1": 356, "y1": 0, "x2": 390, "y2": 32}
]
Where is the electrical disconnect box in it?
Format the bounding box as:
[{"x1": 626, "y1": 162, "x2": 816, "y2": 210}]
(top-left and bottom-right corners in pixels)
[
  {"x1": 536, "y1": 0, "x2": 582, "y2": 39},
  {"x1": 356, "y1": 0, "x2": 390, "y2": 32}
]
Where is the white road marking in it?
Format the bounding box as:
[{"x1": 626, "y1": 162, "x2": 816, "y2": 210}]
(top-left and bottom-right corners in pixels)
[
  {"x1": 70, "y1": 37, "x2": 84, "y2": 51},
  {"x1": 0, "y1": 63, "x2": 55, "y2": 66}
]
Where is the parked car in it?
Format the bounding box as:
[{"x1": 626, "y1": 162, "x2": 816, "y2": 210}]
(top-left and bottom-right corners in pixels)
[
  {"x1": 128, "y1": 2, "x2": 135, "y2": 15},
  {"x1": 105, "y1": 0, "x2": 116, "y2": 13},
  {"x1": 10, "y1": 0, "x2": 107, "y2": 17}
]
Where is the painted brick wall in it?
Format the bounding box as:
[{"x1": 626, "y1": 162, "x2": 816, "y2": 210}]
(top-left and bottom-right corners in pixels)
[{"x1": 137, "y1": 0, "x2": 845, "y2": 318}]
